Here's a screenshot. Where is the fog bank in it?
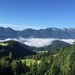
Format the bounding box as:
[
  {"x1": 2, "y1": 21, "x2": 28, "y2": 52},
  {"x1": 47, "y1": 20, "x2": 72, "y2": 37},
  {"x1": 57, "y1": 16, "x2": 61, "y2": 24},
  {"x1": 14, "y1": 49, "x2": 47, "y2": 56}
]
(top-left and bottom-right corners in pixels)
[{"x1": 0, "y1": 38, "x2": 75, "y2": 47}]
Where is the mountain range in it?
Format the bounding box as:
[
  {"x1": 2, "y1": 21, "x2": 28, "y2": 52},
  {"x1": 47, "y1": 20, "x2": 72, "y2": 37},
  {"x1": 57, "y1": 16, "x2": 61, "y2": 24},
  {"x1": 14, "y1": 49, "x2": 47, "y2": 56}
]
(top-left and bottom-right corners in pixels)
[{"x1": 0, "y1": 27, "x2": 75, "y2": 39}]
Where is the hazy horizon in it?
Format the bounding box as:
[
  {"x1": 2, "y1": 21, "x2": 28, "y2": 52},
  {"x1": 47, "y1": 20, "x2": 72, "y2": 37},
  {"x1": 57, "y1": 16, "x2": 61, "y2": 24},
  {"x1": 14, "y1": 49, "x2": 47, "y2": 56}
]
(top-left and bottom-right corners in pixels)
[{"x1": 1, "y1": 25, "x2": 75, "y2": 31}]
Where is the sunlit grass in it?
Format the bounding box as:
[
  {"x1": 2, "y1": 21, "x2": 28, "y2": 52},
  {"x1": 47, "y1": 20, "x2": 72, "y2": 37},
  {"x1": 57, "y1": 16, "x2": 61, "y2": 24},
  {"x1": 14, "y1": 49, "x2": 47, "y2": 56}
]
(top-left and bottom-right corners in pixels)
[
  {"x1": 21, "y1": 59, "x2": 41, "y2": 66},
  {"x1": 0, "y1": 43, "x2": 8, "y2": 46}
]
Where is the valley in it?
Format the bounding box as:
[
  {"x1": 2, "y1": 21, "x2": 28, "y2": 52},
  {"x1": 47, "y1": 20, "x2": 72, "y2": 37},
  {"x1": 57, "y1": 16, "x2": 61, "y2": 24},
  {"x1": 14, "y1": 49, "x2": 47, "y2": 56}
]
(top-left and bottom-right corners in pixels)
[{"x1": 0, "y1": 39, "x2": 75, "y2": 75}]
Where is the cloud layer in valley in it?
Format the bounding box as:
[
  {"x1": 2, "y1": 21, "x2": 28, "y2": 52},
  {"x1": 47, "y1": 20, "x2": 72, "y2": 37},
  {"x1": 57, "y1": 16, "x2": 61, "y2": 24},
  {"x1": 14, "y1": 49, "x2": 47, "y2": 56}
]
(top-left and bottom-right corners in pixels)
[
  {"x1": 23, "y1": 38, "x2": 75, "y2": 47},
  {"x1": 0, "y1": 38, "x2": 75, "y2": 47},
  {"x1": 24, "y1": 38, "x2": 56, "y2": 47}
]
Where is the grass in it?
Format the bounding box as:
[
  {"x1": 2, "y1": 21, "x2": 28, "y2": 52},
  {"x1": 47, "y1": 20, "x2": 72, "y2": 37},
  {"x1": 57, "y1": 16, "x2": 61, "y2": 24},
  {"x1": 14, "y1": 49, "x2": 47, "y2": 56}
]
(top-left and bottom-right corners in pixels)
[
  {"x1": 0, "y1": 43, "x2": 8, "y2": 46},
  {"x1": 53, "y1": 53, "x2": 59, "y2": 57},
  {"x1": 35, "y1": 50, "x2": 48, "y2": 53},
  {"x1": 21, "y1": 59, "x2": 41, "y2": 66}
]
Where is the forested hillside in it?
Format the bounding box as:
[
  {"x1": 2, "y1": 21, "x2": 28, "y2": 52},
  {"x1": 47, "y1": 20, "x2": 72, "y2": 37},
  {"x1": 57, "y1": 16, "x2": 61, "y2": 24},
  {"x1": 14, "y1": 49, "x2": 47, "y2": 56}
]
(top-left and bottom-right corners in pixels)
[{"x1": 0, "y1": 42, "x2": 75, "y2": 75}]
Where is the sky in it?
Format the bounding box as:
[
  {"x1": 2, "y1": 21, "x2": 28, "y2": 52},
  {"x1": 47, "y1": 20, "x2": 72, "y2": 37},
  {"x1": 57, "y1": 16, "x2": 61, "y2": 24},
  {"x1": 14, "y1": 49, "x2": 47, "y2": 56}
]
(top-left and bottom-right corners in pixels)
[{"x1": 0, "y1": 0, "x2": 75, "y2": 30}]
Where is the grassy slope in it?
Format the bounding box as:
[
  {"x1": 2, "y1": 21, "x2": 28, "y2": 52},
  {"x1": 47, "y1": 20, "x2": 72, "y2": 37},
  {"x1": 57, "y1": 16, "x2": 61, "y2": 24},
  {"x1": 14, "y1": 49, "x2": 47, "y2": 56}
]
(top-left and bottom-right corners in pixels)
[{"x1": 21, "y1": 59, "x2": 41, "y2": 66}]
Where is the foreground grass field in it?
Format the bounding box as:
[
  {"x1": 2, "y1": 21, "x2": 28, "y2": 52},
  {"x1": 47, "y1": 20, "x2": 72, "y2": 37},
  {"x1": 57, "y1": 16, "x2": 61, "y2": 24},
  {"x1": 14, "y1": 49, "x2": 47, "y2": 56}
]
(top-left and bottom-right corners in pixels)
[
  {"x1": 21, "y1": 59, "x2": 41, "y2": 66},
  {"x1": 0, "y1": 43, "x2": 8, "y2": 46},
  {"x1": 34, "y1": 50, "x2": 48, "y2": 53}
]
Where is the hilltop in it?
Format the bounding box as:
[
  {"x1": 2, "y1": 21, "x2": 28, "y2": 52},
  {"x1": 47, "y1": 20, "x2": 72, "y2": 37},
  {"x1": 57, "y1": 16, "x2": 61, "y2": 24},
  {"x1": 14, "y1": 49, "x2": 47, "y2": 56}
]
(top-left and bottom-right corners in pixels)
[{"x1": 0, "y1": 40, "x2": 36, "y2": 58}]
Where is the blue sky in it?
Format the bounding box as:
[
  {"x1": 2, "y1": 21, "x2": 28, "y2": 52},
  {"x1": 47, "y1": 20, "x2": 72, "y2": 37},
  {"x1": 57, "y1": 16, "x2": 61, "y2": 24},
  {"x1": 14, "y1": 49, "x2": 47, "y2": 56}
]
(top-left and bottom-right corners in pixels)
[{"x1": 0, "y1": 0, "x2": 75, "y2": 30}]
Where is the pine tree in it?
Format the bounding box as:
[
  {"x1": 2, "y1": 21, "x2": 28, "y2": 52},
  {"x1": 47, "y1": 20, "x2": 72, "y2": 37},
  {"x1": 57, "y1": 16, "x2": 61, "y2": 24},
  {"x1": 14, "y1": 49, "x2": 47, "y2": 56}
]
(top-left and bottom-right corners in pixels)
[{"x1": 9, "y1": 52, "x2": 13, "y2": 60}]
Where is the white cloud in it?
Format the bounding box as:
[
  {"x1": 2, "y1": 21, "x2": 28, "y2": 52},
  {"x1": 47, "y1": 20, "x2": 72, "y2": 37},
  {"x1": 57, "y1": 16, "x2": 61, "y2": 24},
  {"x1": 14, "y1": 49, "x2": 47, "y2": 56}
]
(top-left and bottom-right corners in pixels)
[
  {"x1": 0, "y1": 38, "x2": 75, "y2": 47},
  {"x1": 23, "y1": 38, "x2": 75, "y2": 47},
  {"x1": 24, "y1": 38, "x2": 56, "y2": 47},
  {"x1": 60, "y1": 39, "x2": 75, "y2": 44}
]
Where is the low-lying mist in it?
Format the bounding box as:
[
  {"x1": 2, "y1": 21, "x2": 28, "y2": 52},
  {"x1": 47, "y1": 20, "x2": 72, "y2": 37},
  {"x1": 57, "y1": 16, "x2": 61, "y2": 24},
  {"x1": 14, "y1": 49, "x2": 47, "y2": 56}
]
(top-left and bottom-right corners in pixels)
[{"x1": 0, "y1": 38, "x2": 75, "y2": 47}]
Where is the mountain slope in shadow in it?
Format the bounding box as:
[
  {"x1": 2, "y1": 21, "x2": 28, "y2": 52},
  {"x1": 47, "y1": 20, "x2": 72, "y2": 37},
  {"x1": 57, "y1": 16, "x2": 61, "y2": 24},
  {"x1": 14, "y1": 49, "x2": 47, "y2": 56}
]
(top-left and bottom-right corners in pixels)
[{"x1": 0, "y1": 40, "x2": 36, "y2": 58}]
